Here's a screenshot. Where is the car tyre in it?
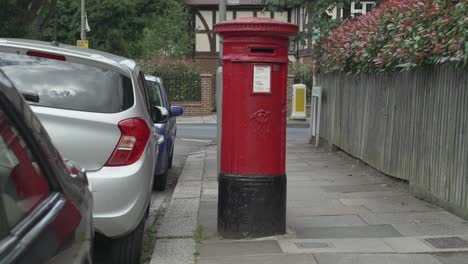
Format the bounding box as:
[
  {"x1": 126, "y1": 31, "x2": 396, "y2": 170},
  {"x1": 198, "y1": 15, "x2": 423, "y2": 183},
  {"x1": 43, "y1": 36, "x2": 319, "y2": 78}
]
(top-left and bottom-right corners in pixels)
[
  {"x1": 168, "y1": 147, "x2": 174, "y2": 169},
  {"x1": 153, "y1": 170, "x2": 168, "y2": 191},
  {"x1": 108, "y1": 216, "x2": 145, "y2": 264}
]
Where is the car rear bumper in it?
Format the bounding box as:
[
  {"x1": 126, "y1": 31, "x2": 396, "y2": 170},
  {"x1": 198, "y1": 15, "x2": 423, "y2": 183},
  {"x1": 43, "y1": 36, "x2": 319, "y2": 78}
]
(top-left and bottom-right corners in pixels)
[{"x1": 87, "y1": 152, "x2": 154, "y2": 238}]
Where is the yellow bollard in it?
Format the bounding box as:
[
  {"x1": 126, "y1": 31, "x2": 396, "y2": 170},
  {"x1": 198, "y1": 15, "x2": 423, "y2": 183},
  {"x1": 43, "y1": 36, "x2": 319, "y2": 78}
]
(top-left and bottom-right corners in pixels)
[{"x1": 291, "y1": 84, "x2": 307, "y2": 120}]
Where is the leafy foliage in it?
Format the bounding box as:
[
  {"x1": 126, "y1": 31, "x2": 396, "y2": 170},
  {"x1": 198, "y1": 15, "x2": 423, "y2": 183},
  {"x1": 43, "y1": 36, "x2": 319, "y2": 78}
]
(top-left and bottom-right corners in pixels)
[
  {"x1": 315, "y1": 0, "x2": 467, "y2": 74},
  {"x1": 0, "y1": 0, "x2": 58, "y2": 38},
  {"x1": 140, "y1": 59, "x2": 201, "y2": 101},
  {"x1": 140, "y1": 0, "x2": 192, "y2": 59},
  {"x1": 260, "y1": 0, "x2": 355, "y2": 49},
  {"x1": 2, "y1": 0, "x2": 192, "y2": 59},
  {"x1": 289, "y1": 62, "x2": 314, "y2": 100}
]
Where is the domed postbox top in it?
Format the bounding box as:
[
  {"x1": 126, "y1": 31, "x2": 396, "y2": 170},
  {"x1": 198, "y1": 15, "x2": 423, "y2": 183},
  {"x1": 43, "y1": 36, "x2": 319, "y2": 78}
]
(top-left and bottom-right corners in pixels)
[{"x1": 214, "y1": 17, "x2": 298, "y2": 38}]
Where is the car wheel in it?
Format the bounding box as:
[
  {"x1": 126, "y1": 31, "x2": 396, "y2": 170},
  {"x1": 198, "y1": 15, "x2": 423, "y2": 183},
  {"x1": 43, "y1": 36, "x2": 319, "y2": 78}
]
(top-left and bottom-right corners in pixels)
[
  {"x1": 108, "y1": 217, "x2": 145, "y2": 264},
  {"x1": 153, "y1": 170, "x2": 168, "y2": 191},
  {"x1": 168, "y1": 147, "x2": 174, "y2": 169},
  {"x1": 84, "y1": 252, "x2": 93, "y2": 264}
]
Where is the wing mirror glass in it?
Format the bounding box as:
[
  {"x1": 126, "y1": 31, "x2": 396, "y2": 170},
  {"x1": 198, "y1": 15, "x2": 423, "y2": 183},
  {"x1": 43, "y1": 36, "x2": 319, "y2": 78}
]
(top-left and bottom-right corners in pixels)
[{"x1": 153, "y1": 106, "x2": 169, "y2": 123}]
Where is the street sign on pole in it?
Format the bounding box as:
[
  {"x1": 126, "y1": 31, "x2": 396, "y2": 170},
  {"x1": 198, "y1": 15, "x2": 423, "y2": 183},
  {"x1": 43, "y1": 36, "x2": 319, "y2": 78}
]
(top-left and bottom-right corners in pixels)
[{"x1": 76, "y1": 40, "x2": 89, "y2": 48}]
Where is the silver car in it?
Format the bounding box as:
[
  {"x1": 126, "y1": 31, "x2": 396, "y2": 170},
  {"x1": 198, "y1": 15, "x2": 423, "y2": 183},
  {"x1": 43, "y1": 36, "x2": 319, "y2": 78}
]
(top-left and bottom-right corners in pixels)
[{"x1": 0, "y1": 39, "x2": 164, "y2": 264}]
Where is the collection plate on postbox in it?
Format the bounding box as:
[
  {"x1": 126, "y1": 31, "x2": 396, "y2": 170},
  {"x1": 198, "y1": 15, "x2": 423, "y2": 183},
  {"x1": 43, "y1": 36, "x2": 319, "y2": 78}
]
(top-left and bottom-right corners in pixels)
[{"x1": 253, "y1": 65, "x2": 271, "y2": 93}]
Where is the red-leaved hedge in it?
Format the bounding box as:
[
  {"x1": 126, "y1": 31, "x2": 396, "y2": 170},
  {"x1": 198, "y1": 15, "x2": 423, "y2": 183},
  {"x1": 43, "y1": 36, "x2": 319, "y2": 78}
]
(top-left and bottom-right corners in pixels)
[{"x1": 315, "y1": 0, "x2": 467, "y2": 74}]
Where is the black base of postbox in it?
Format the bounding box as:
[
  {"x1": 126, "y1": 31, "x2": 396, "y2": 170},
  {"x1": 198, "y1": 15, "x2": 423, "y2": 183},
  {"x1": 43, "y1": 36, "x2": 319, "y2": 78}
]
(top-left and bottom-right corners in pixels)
[{"x1": 217, "y1": 173, "x2": 286, "y2": 239}]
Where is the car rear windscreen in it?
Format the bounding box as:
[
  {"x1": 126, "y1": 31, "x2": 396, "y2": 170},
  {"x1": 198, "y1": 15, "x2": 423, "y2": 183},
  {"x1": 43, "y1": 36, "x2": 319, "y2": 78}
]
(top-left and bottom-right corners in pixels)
[{"x1": 0, "y1": 56, "x2": 134, "y2": 113}]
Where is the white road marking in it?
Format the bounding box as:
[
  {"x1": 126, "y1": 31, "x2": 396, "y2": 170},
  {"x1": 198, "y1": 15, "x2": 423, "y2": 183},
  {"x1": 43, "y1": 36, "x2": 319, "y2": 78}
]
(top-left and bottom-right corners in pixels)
[{"x1": 180, "y1": 138, "x2": 212, "y2": 143}]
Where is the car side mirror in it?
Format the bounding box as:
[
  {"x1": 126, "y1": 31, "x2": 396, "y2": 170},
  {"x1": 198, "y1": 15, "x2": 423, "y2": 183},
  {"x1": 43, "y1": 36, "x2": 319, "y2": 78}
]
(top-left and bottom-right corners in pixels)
[
  {"x1": 153, "y1": 106, "x2": 169, "y2": 123},
  {"x1": 170, "y1": 106, "x2": 184, "y2": 117},
  {"x1": 64, "y1": 160, "x2": 88, "y2": 185}
]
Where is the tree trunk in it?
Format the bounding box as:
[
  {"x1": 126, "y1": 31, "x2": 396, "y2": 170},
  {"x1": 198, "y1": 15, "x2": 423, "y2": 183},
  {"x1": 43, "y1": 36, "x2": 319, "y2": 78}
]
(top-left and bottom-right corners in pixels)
[{"x1": 37, "y1": 0, "x2": 57, "y2": 35}]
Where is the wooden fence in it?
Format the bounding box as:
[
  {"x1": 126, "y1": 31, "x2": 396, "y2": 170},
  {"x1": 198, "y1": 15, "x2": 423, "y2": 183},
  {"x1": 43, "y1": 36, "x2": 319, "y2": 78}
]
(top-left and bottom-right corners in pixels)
[{"x1": 318, "y1": 64, "x2": 468, "y2": 218}]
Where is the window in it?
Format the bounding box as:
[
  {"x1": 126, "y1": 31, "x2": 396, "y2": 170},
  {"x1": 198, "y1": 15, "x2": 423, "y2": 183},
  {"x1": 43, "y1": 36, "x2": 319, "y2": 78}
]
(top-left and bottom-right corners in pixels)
[
  {"x1": 0, "y1": 56, "x2": 134, "y2": 113},
  {"x1": 145, "y1": 80, "x2": 164, "y2": 107},
  {"x1": 0, "y1": 111, "x2": 50, "y2": 240},
  {"x1": 138, "y1": 72, "x2": 152, "y2": 115}
]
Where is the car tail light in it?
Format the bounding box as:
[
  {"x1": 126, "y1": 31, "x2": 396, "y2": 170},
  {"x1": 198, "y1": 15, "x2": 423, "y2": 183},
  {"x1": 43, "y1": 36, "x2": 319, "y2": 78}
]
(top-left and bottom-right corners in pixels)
[
  {"x1": 26, "y1": 51, "x2": 66, "y2": 61},
  {"x1": 105, "y1": 118, "x2": 150, "y2": 167}
]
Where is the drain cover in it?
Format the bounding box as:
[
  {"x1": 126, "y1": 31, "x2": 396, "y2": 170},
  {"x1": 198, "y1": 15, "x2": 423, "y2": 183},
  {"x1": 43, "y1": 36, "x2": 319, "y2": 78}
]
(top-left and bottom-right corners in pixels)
[
  {"x1": 295, "y1": 241, "x2": 333, "y2": 249},
  {"x1": 424, "y1": 237, "x2": 468, "y2": 249}
]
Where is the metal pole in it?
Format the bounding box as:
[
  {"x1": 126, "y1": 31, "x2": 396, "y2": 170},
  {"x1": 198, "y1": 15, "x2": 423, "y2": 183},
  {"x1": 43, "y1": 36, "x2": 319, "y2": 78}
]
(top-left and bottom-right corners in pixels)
[
  {"x1": 80, "y1": 0, "x2": 86, "y2": 40},
  {"x1": 217, "y1": 0, "x2": 226, "y2": 176},
  {"x1": 309, "y1": 36, "x2": 316, "y2": 144}
]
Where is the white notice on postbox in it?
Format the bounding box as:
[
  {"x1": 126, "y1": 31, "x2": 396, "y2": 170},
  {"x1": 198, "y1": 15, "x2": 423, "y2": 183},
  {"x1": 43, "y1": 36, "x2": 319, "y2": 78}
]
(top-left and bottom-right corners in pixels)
[{"x1": 253, "y1": 65, "x2": 271, "y2": 93}]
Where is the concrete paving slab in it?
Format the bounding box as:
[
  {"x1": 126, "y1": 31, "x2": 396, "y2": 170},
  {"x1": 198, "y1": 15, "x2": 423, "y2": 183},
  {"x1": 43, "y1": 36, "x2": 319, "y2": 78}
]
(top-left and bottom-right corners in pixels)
[
  {"x1": 364, "y1": 204, "x2": 443, "y2": 213},
  {"x1": 288, "y1": 199, "x2": 343, "y2": 208},
  {"x1": 279, "y1": 238, "x2": 394, "y2": 254},
  {"x1": 150, "y1": 238, "x2": 195, "y2": 264},
  {"x1": 314, "y1": 254, "x2": 442, "y2": 264},
  {"x1": 157, "y1": 214, "x2": 198, "y2": 238},
  {"x1": 340, "y1": 196, "x2": 431, "y2": 205},
  {"x1": 296, "y1": 224, "x2": 402, "y2": 239},
  {"x1": 290, "y1": 215, "x2": 368, "y2": 228},
  {"x1": 288, "y1": 205, "x2": 371, "y2": 217},
  {"x1": 434, "y1": 253, "x2": 468, "y2": 264},
  {"x1": 359, "y1": 211, "x2": 467, "y2": 225},
  {"x1": 393, "y1": 223, "x2": 468, "y2": 237},
  {"x1": 182, "y1": 162, "x2": 204, "y2": 170},
  {"x1": 198, "y1": 200, "x2": 217, "y2": 238},
  {"x1": 383, "y1": 237, "x2": 434, "y2": 252},
  {"x1": 178, "y1": 170, "x2": 203, "y2": 181},
  {"x1": 202, "y1": 181, "x2": 218, "y2": 189},
  {"x1": 287, "y1": 190, "x2": 336, "y2": 201},
  {"x1": 197, "y1": 254, "x2": 318, "y2": 264},
  {"x1": 201, "y1": 190, "x2": 218, "y2": 201},
  {"x1": 199, "y1": 240, "x2": 282, "y2": 257},
  {"x1": 157, "y1": 198, "x2": 199, "y2": 238},
  {"x1": 340, "y1": 197, "x2": 443, "y2": 213},
  {"x1": 172, "y1": 181, "x2": 201, "y2": 199},
  {"x1": 162, "y1": 198, "x2": 199, "y2": 219},
  {"x1": 288, "y1": 178, "x2": 390, "y2": 187},
  {"x1": 286, "y1": 165, "x2": 317, "y2": 172},
  {"x1": 321, "y1": 184, "x2": 394, "y2": 193},
  {"x1": 323, "y1": 191, "x2": 410, "y2": 199}
]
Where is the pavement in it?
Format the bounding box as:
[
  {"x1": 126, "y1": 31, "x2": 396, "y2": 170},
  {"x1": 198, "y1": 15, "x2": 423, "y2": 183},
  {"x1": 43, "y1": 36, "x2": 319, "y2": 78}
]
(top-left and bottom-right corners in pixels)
[
  {"x1": 150, "y1": 140, "x2": 468, "y2": 264},
  {"x1": 177, "y1": 114, "x2": 311, "y2": 128}
]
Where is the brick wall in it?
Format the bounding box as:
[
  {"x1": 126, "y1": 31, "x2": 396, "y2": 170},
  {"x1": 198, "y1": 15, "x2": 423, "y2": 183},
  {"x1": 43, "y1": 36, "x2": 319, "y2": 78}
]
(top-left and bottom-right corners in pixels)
[
  {"x1": 171, "y1": 74, "x2": 214, "y2": 116},
  {"x1": 194, "y1": 57, "x2": 219, "y2": 76},
  {"x1": 287, "y1": 74, "x2": 311, "y2": 118}
]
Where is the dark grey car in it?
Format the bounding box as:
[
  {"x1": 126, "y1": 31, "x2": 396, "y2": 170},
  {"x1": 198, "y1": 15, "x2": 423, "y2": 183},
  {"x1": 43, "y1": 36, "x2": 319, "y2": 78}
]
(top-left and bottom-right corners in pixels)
[{"x1": 0, "y1": 70, "x2": 93, "y2": 263}]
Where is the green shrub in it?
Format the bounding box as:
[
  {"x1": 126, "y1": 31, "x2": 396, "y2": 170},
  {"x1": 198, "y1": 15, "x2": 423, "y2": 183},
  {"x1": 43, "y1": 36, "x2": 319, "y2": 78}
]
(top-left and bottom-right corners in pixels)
[
  {"x1": 141, "y1": 59, "x2": 201, "y2": 101},
  {"x1": 315, "y1": 0, "x2": 467, "y2": 74},
  {"x1": 289, "y1": 62, "x2": 314, "y2": 101}
]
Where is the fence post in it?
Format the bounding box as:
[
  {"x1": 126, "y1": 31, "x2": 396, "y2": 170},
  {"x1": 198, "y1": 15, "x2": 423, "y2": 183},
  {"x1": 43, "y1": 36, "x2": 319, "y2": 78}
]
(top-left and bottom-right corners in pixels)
[{"x1": 200, "y1": 74, "x2": 213, "y2": 115}]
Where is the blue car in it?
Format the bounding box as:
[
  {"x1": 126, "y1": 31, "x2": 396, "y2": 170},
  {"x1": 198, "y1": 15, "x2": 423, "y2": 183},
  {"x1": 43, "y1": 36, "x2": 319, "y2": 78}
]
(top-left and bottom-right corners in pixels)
[{"x1": 145, "y1": 75, "x2": 183, "y2": 190}]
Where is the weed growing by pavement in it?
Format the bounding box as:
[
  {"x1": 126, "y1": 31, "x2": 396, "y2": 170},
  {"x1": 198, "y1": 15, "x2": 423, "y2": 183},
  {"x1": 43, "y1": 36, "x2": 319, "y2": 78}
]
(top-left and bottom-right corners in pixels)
[
  {"x1": 193, "y1": 225, "x2": 205, "y2": 243},
  {"x1": 141, "y1": 224, "x2": 158, "y2": 263},
  {"x1": 242, "y1": 232, "x2": 253, "y2": 240},
  {"x1": 140, "y1": 192, "x2": 174, "y2": 264},
  {"x1": 216, "y1": 233, "x2": 224, "y2": 240}
]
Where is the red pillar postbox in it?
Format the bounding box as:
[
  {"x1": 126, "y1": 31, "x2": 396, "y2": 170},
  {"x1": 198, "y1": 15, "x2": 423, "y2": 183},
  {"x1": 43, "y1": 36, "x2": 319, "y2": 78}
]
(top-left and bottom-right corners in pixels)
[{"x1": 214, "y1": 18, "x2": 298, "y2": 238}]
